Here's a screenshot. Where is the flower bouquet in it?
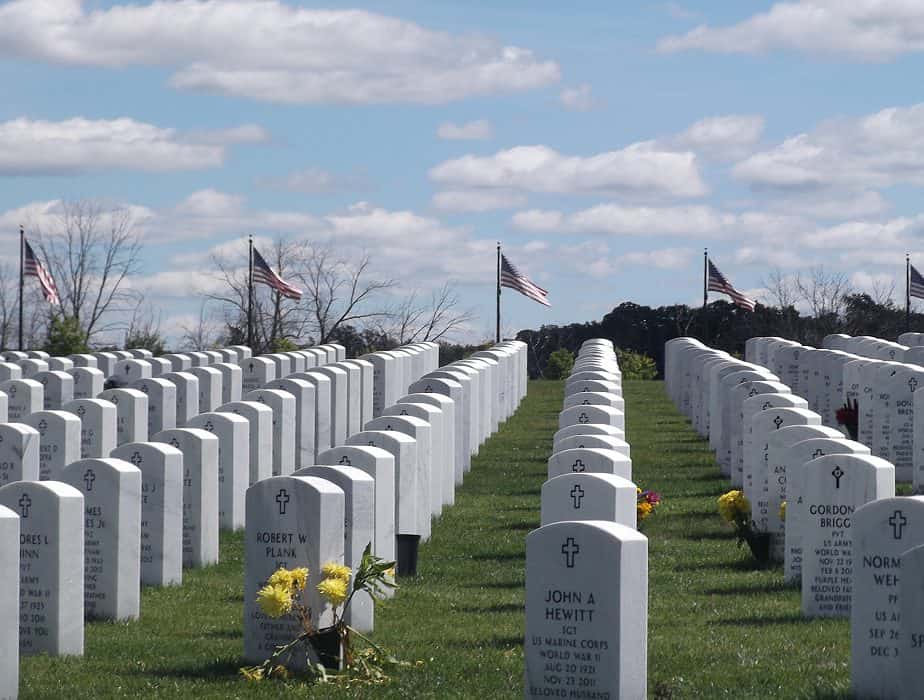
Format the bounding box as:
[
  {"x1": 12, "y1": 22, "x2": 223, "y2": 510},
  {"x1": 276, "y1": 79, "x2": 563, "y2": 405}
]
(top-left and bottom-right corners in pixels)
[
  {"x1": 240, "y1": 544, "x2": 405, "y2": 684},
  {"x1": 835, "y1": 397, "x2": 859, "y2": 440},
  {"x1": 717, "y1": 489, "x2": 770, "y2": 564},
  {"x1": 637, "y1": 487, "x2": 661, "y2": 526}
]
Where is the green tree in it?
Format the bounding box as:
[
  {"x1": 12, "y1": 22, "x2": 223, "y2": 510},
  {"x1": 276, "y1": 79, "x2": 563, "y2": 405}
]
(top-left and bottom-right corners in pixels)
[
  {"x1": 543, "y1": 348, "x2": 575, "y2": 379},
  {"x1": 124, "y1": 329, "x2": 166, "y2": 355},
  {"x1": 615, "y1": 348, "x2": 657, "y2": 380},
  {"x1": 44, "y1": 315, "x2": 89, "y2": 355}
]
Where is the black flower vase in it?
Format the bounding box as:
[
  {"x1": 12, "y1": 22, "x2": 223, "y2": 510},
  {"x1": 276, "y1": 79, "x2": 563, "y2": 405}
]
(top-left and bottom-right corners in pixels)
[
  {"x1": 746, "y1": 531, "x2": 772, "y2": 565},
  {"x1": 308, "y1": 625, "x2": 344, "y2": 671}
]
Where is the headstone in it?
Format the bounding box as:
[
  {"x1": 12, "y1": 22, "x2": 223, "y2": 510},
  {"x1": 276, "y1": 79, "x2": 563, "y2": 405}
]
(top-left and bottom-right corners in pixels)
[
  {"x1": 265, "y1": 378, "x2": 316, "y2": 466},
  {"x1": 331, "y1": 362, "x2": 362, "y2": 437},
  {"x1": 19, "y1": 358, "x2": 49, "y2": 378},
  {"x1": 188, "y1": 412, "x2": 249, "y2": 530},
  {"x1": 245, "y1": 388, "x2": 296, "y2": 477},
  {"x1": 0, "y1": 504, "x2": 18, "y2": 698},
  {"x1": 130, "y1": 378, "x2": 177, "y2": 436},
  {"x1": 189, "y1": 366, "x2": 223, "y2": 414},
  {"x1": 147, "y1": 357, "x2": 172, "y2": 377},
  {"x1": 241, "y1": 356, "x2": 275, "y2": 393},
  {"x1": 243, "y1": 476, "x2": 344, "y2": 666},
  {"x1": 294, "y1": 465, "x2": 376, "y2": 632},
  {"x1": 362, "y1": 352, "x2": 396, "y2": 418},
  {"x1": 386, "y1": 402, "x2": 445, "y2": 517},
  {"x1": 24, "y1": 410, "x2": 81, "y2": 481},
  {"x1": 901, "y1": 545, "x2": 924, "y2": 698},
  {"x1": 69, "y1": 367, "x2": 104, "y2": 400},
  {"x1": 552, "y1": 424, "x2": 624, "y2": 452},
  {"x1": 68, "y1": 354, "x2": 97, "y2": 369},
  {"x1": 781, "y1": 435, "x2": 869, "y2": 578},
  {"x1": 292, "y1": 372, "x2": 332, "y2": 455},
  {"x1": 0, "y1": 421, "x2": 39, "y2": 489},
  {"x1": 364, "y1": 415, "x2": 432, "y2": 538},
  {"x1": 317, "y1": 445, "x2": 396, "y2": 566},
  {"x1": 212, "y1": 362, "x2": 242, "y2": 404},
  {"x1": 342, "y1": 359, "x2": 374, "y2": 429},
  {"x1": 547, "y1": 447, "x2": 632, "y2": 480},
  {"x1": 0, "y1": 480, "x2": 84, "y2": 656},
  {"x1": 540, "y1": 472, "x2": 637, "y2": 528},
  {"x1": 110, "y1": 442, "x2": 184, "y2": 586},
  {"x1": 265, "y1": 353, "x2": 291, "y2": 379},
  {"x1": 111, "y1": 359, "x2": 151, "y2": 386},
  {"x1": 1, "y1": 379, "x2": 43, "y2": 421},
  {"x1": 524, "y1": 521, "x2": 647, "y2": 699},
  {"x1": 410, "y1": 376, "x2": 467, "y2": 480},
  {"x1": 61, "y1": 458, "x2": 141, "y2": 621},
  {"x1": 152, "y1": 428, "x2": 219, "y2": 568},
  {"x1": 345, "y1": 430, "x2": 421, "y2": 544},
  {"x1": 33, "y1": 370, "x2": 74, "y2": 410},
  {"x1": 401, "y1": 392, "x2": 455, "y2": 506},
  {"x1": 98, "y1": 388, "x2": 148, "y2": 445},
  {"x1": 0, "y1": 362, "x2": 21, "y2": 381},
  {"x1": 801, "y1": 453, "x2": 894, "y2": 618},
  {"x1": 314, "y1": 366, "x2": 348, "y2": 449},
  {"x1": 61, "y1": 398, "x2": 116, "y2": 459},
  {"x1": 92, "y1": 352, "x2": 118, "y2": 377},
  {"x1": 558, "y1": 405, "x2": 624, "y2": 432},
  {"x1": 851, "y1": 496, "x2": 924, "y2": 699},
  {"x1": 161, "y1": 371, "x2": 199, "y2": 428},
  {"x1": 161, "y1": 354, "x2": 192, "y2": 372},
  {"x1": 217, "y1": 400, "x2": 274, "y2": 485}
]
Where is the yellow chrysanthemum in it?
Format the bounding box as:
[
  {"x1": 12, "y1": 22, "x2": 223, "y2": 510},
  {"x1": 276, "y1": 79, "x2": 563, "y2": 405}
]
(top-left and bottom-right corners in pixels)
[
  {"x1": 256, "y1": 583, "x2": 293, "y2": 618},
  {"x1": 321, "y1": 562, "x2": 352, "y2": 582},
  {"x1": 717, "y1": 490, "x2": 750, "y2": 523},
  {"x1": 317, "y1": 577, "x2": 349, "y2": 606},
  {"x1": 384, "y1": 566, "x2": 396, "y2": 579},
  {"x1": 290, "y1": 567, "x2": 309, "y2": 591},
  {"x1": 637, "y1": 501, "x2": 653, "y2": 521},
  {"x1": 267, "y1": 568, "x2": 293, "y2": 589},
  {"x1": 780, "y1": 501, "x2": 787, "y2": 522},
  {"x1": 240, "y1": 667, "x2": 264, "y2": 681}
]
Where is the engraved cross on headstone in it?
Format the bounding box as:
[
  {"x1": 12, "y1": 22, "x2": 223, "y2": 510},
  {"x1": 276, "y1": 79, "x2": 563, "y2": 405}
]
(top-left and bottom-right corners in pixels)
[
  {"x1": 169, "y1": 437, "x2": 180, "y2": 449},
  {"x1": 570, "y1": 485, "x2": 585, "y2": 509},
  {"x1": 831, "y1": 465, "x2": 844, "y2": 489},
  {"x1": 276, "y1": 488, "x2": 290, "y2": 515},
  {"x1": 812, "y1": 448, "x2": 825, "y2": 459},
  {"x1": 578, "y1": 413, "x2": 589, "y2": 424},
  {"x1": 773, "y1": 415, "x2": 784, "y2": 429},
  {"x1": 581, "y1": 399, "x2": 590, "y2": 405},
  {"x1": 130, "y1": 451, "x2": 143, "y2": 467},
  {"x1": 571, "y1": 459, "x2": 586, "y2": 473},
  {"x1": 83, "y1": 469, "x2": 95, "y2": 491},
  {"x1": 911, "y1": 377, "x2": 919, "y2": 393},
  {"x1": 338, "y1": 455, "x2": 351, "y2": 466},
  {"x1": 762, "y1": 401, "x2": 772, "y2": 410},
  {"x1": 424, "y1": 384, "x2": 433, "y2": 392},
  {"x1": 18, "y1": 493, "x2": 31, "y2": 518},
  {"x1": 890, "y1": 510, "x2": 908, "y2": 540},
  {"x1": 37, "y1": 419, "x2": 47, "y2": 434},
  {"x1": 561, "y1": 537, "x2": 580, "y2": 568}
]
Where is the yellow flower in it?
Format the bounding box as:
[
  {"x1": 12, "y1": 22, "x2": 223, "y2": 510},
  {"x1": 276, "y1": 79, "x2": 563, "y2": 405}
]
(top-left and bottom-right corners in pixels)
[
  {"x1": 240, "y1": 666, "x2": 264, "y2": 681},
  {"x1": 780, "y1": 501, "x2": 787, "y2": 522},
  {"x1": 290, "y1": 567, "x2": 309, "y2": 591},
  {"x1": 256, "y1": 583, "x2": 293, "y2": 618},
  {"x1": 717, "y1": 490, "x2": 750, "y2": 523},
  {"x1": 317, "y1": 577, "x2": 349, "y2": 606},
  {"x1": 267, "y1": 568, "x2": 293, "y2": 589},
  {"x1": 269, "y1": 664, "x2": 289, "y2": 680},
  {"x1": 637, "y1": 501, "x2": 653, "y2": 521},
  {"x1": 321, "y1": 562, "x2": 352, "y2": 582},
  {"x1": 384, "y1": 566, "x2": 396, "y2": 579}
]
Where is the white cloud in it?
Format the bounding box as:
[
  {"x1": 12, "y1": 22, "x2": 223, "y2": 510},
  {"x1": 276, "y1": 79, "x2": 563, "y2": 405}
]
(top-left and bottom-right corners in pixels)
[
  {"x1": 657, "y1": 1, "x2": 924, "y2": 61},
  {"x1": 557, "y1": 241, "x2": 693, "y2": 278},
  {"x1": 432, "y1": 189, "x2": 527, "y2": 212},
  {"x1": 672, "y1": 114, "x2": 764, "y2": 159},
  {"x1": 733, "y1": 104, "x2": 924, "y2": 192},
  {"x1": 437, "y1": 120, "x2": 493, "y2": 140},
  {"x1": 559, "y1": 84, "x2": 596, "y2": 112},
  {"x1": 0, "y1": 0, "x2": 559, "y2": 104},
  {"x1": 762, "y1": 190, "x2": 889, "y2": 220},
  {"x1": 430, "y1": 144, "x2": 707, "y2": 199},
  {"x1": 257, "y1": 168, "x2": 367, "y2": 194},
  {"x1": 0, "y1": 117, "x2": 260, "y2": 175},
  {"x1": 732, "y1": 246, "x2": 807, "y2": 268},
  {"x1": 511, "y1": 203, "x2": 803, "y2": 239}
]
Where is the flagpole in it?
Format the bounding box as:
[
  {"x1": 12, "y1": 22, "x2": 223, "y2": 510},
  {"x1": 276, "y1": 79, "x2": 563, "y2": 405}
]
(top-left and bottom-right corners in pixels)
[
  {"x1": 496, "y1": 242, "x2": 501, "y2": 343},
  {"x1": 907, "y1": 253, "x2": 912, "y2": 333},
  {"x1": 702, "y1": 248, "x2": 708, "y2": 343},
  {"x1": 247, "y1": 235, "x2": 254, "y2": 351},
  {"x1": 18, "y1": 226, "x2": 24, "y2": 351}
]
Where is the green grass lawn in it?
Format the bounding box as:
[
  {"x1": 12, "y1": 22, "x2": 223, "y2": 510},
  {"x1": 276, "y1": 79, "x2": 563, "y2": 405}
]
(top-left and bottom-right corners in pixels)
[{"x1": 20, "y1": 380, "x2": 852, "y2": 698}]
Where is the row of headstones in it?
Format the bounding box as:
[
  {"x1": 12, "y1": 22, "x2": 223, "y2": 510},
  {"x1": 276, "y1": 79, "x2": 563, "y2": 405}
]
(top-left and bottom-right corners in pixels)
[
  {"x1": 242, "y1": 340, "x2": 530, "y2": 667},
  {"x1": 525, "y1": 339, "x2": 648, "y2": 699},
  {"x1": 0, "y1": 341, "x2": 444, "y2": 697},
  {"x1": 665, "y1": 337, "x2": 924, "y2": 699},
  {"x1": 743, "y1": 334, "x2": 924, "y2": 485}
]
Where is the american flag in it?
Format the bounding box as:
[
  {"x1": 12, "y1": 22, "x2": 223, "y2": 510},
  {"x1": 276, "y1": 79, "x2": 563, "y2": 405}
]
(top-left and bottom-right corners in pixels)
[
  {"x1": 500, "y1": 253, "x2": 550, "y2": 307},
  {"x1": 23, "y1": 238, "x2": 60, "y2": 306},
  {"x1": 252, "y1": 247, "x2": 303, "y2": 301},
  {"x1": 707, "y1": 259, "x2": 755, "y2": 312},
  {"x1": 911, "y1": 263, "x2": 924, "y2": 300}
]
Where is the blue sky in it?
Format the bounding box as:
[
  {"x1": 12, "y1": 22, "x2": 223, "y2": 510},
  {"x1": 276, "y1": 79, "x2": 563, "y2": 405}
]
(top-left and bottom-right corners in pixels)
[{"x1": 4, "y1": 1, "x2": 924, "y2": 344}]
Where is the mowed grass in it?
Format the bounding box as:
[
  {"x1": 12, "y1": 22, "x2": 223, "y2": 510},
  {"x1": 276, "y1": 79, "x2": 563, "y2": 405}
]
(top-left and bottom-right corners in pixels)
[{"x1": 20, "y1": 380, "x2": 852, "y2": 698}]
